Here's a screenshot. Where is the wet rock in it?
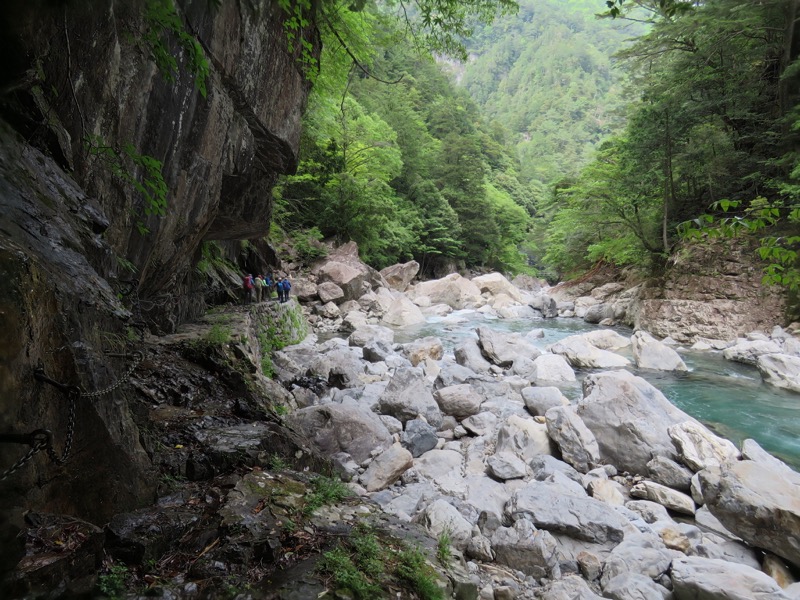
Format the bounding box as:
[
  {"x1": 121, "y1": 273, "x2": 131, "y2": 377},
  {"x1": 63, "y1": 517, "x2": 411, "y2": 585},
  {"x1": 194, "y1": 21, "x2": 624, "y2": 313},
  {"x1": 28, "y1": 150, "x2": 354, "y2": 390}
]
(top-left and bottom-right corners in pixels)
[
  {"x1": 631, "y1": 331, "x2": 688, "y2": 372},
  {"x1": 757, "y1": 353, "x2": 800, "y2": 393},
  {"x1": 476, "y1": 326, "x2": 540, "y2": 367}
]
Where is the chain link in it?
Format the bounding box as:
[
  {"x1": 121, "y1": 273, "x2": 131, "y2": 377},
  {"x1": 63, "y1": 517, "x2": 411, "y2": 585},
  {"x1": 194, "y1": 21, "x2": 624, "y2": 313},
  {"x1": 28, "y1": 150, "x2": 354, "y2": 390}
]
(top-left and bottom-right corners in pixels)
[
  {"x1": 44, "y1": 388, "x2": 78, "y2": 466},
  {"x1": 80, "y1": 351, "x2": 143, "y2": 399},
  {"x1": 0, "y1": 441, "x2": 47, "y2": 482}
]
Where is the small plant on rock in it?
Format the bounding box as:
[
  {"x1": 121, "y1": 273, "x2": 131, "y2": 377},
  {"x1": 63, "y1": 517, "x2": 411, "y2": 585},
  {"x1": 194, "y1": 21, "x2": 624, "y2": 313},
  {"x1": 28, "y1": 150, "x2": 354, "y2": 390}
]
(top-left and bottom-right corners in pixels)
[{"x1": 97, "y1": 563, "x2": 130, "y2": 598}]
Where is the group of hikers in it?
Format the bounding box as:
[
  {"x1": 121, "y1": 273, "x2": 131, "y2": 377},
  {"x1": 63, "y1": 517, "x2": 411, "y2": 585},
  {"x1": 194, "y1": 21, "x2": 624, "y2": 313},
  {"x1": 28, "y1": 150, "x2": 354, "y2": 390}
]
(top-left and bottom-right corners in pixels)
[{"x1": 241, "y1": 273, "x2": 292, "y2": 304}]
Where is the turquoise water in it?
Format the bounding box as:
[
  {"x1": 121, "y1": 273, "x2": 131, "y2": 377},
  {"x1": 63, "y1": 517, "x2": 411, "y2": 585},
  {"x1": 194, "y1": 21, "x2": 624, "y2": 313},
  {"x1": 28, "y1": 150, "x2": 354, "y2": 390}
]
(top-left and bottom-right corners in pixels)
[{"x1": 394, "y1": 310, "x2": 800, "y2": 469}]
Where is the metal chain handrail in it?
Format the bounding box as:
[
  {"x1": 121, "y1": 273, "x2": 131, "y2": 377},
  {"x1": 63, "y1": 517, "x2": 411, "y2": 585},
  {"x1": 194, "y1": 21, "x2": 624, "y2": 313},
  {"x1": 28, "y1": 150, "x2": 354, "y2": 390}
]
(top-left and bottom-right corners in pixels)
[{"x1": 1, "y1": 350, "x2": 143, "y2": 481}]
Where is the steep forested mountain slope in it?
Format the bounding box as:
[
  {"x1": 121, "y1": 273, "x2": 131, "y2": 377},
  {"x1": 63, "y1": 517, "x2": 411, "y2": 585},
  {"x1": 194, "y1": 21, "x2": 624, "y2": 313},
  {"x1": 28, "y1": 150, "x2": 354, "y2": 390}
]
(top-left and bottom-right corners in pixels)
[{"x1": 459, "y1": 0, "x2": 641, "y2": 184}]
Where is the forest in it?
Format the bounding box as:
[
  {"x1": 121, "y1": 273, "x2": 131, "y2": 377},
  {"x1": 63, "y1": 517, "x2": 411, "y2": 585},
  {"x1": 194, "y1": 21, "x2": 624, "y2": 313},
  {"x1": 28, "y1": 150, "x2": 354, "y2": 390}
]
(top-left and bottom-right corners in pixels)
[{"x1": 274, "y1": 0, "x2": 800, "y2": 291}]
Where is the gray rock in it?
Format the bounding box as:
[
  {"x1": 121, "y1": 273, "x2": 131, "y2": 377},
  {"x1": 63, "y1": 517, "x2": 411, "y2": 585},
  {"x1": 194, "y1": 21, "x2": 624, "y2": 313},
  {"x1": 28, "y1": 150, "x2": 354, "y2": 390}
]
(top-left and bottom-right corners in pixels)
[
  {"x1": 528, "y1": 354, "x2": 577, "y2": 384},
  {"x1": 545, "y1": 406, "x2": 600, "y2": 473},
  {"x1": 362, "y1": 340, "x2": 393, "y2": 363},
  {"x1": 522, "y1": 386, "x2": 570, "y2": 416},
  {"x1": 539, "y1": 576, "x2": 604, "y2": 600},
  {"x1": 466, "y1": 535, "x2": 494, "y2": 562},
  {"x1": 630, "y1": 481, "x2": 695, "y2": 515},
  {"x1": 578, "y1": 371, "x2": 693, "y2": 474},
  {"x1": 602, "y1": 573, "x2": 671, "y2": 600},
  {"x1": 740, "y1": 438, "x2": 794, "y2": 474},
  {"x1": 288, "y1": 404, "x2": 391, "y2": 464},
  {"x1": 548, "y1": 335, "x2": 629, "y2": 369},
  {"x1": 647, "y1": 455, "x2": 693, "y2": 491},
  {"x1": 317, "y1": 281, "x2": 345, "y2": 304},
  {"x1": 477, "y1": 326, "x2": 540, "y2": 367},
  {"x1": 487, "y1": 452, "x2": 528, "y2": 480},
  {"x1": 455, "y1": 339, "x2": 493, "y2": 373},
  {"x1": 668, "y1": 421, "x2": 740, "y2": 472},
  {"x1": 530, "y1": 294, "x2": 558, "y2": 318},
  {"x1": 435, "y1": 384, "x2": 484, "y2": 420},
  {"x1": 401, "y1": 419, "x2": 439, "y2": 458},
  {"x1": 359, "y1": 443, "x2": 413, "y2": 492},
  {"x1": 584, "y1": 303, "x2": 615, "y2": 324},
  {"x1": 530, "y1": 455, "x2": 584, "y2": 487},
  {"x1": 378, "y1": 367, "x2": 442, "y2": 428},
  {"x1": 491, "y1": 519, "x2": 561, "y2": 578},
  {"x1": 347, "y1": 325, "x2": 394, "y2": 348},
  {"x1": 403, "y1": 336, "x2": 444, "y2": 367},
  {"x1": 698, "y1": 460, "x2": 800, "y2": 566},
  {"x1": 600, "y1": 534, "x2": 676, "y2": 589},
  {"x1": 418, "y1": 498, "x2": 473, "y2": 550},
  {"x1": 722, "y1": 339, "x2": 783, "y2": 365},
  {"x1": 496, "y1": 414, "x2": 554, "y2": 462},
  {"x1": 671, "y1": 556, "x2": 790, "y2": 600},
  {"x1": 631, "y1": 331, "x2": 688, "y2": 371},
  {"x1": 625, "y1": 500, "x2": 672, "y2": 524},
  {"x1": 506, "y1": 482, "x2": 631, "y2": 544},
  {"x1": 380, "y1": 260, "x2": 420, "y2": 292},
  {"x1": 757, "y1": 353, "x2": 800, "y2": 393},
  {"x1": 461, "y1": 411, "x2": 498, "y2": 437},
  {"x1": 582, "y1": 329, "x2": 631, "y2": 350}
]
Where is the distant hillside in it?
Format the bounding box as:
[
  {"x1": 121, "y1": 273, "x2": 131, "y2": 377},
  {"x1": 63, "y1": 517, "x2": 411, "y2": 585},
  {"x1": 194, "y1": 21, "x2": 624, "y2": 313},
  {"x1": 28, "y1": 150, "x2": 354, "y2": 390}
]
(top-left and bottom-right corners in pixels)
[{"x1": 457, "y1": 0, "x2": 644, "y2": 185}]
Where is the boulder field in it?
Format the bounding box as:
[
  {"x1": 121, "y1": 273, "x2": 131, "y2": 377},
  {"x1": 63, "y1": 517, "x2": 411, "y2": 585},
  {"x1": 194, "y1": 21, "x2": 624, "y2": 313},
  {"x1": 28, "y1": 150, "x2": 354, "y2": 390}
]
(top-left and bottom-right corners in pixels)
[{"x1": 275, "y1": 251, "x2": 800, "y2": 598}]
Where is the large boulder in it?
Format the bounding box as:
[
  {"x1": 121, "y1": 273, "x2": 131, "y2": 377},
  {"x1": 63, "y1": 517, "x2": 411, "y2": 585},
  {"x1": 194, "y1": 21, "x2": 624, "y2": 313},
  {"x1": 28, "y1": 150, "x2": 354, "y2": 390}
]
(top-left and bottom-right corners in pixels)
[
  {"x1": 698, "y1": 460, "x2": 800, "y2": 566},
  {"x1": 454, "y1": 339, "x2": 493, "y2": 373},
  {"x1": 472, "y1": 272, "x2": 525, "y2": 302},
  {"x1": 671, "y1": 556, "x2": 791, "y2": 600},
  {"x1": 530, "y1": 294, "x2": 558, "y2": 318},
  {"x1": 348, "y1": 324, "x2": 394, "y2": 348},
  {"x1": 723, "y1": 339, "x2": 783, "y2": 365},
  {"x1": 545, "y1": 406, "x2": 601, "y2": 473},
  {"x1": 359, "y1": 444, "x2": 413, "y2": 492},
  {"x1": 757, "y1": 353, "x2": 800, "y2": 393},
  {"x1": 548, "y1": 335, "x2": 630, "y2": 369},
  {"x1": 408, "y1": 273, "x2": 482, "y2": 309},
  {"x1": 418, "y1": 499, "x2": 473, "y2": 550},
  {"x1": 434, "y1": 384, "x2": 484, "y2": 420},
  {"x1": 506, "y1": 482, "x2": 631, "y2": 544},
  {"x1": 631, "y1": 330, "x2": 688, "y2": 371},
  {"x1": 317, "y1": 281, "x2": 345, "y2": 304},
  {"x1": 527, "y1": 354, "x2": 576, "y2": 385},
  {"x1": 578, "y1": 371, "x2": 694, "y2": 474},
  {"x1": 668, "y1": 421, "x2": 740, "y2": 472},
  {"x1": 380, "y1": 294, "x2": 426, "y2": 327},
  {"x1": 378, "y1": 367, "x2": 442, "y2": 428},
  {"x1": 521, "y1": 386, "x2": 570, "y2": 416},
  {"x1": 379, "y1": 260, "x2": 420, "y2": 292},
  {"x1": 312, "y1": 242, "x2": 385, "y2": 301},
  {"x1": 288, "y1": 404, "x2": 392, "y2": 464},
  {"x1": 490, "y1": 519, "x2": 561, "y2": 578},
  {"x1": 477, "y1": 326, "x2": 541, "y2": 367},
  {"x1": 495, "y1": 414, "x2": 555, "y2": 461},
  {"x1": 630, "y1": 481, "x2": 695, "y2": 515},
  {"x1": 403, "y1": 336, "x2": 444, "y2": 367},
  {"x1": 581, "y1": 329, "x2": 632, "y2": 350}
]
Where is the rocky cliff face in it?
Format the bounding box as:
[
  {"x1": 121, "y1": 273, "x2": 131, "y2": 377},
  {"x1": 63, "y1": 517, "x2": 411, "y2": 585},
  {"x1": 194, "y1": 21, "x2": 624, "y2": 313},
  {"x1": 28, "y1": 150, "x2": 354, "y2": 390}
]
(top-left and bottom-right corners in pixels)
[
  {"x1": 629, "y1": 239, "x2": 787, "y2": 342},
  {"x1": 0, "y1": 0, "x2": 317, "y2": 548}
]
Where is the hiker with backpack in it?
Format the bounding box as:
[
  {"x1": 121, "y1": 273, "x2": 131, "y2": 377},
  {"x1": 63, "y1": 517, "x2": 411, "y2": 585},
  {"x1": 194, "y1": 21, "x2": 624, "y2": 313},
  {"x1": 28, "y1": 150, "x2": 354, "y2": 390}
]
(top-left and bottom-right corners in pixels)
[
  {"x1": 242, "y1": 274, "x2": 254, "y2": 304},
  {"x1": 276, "y1": 278, "x2": 285, "y2": 303}
]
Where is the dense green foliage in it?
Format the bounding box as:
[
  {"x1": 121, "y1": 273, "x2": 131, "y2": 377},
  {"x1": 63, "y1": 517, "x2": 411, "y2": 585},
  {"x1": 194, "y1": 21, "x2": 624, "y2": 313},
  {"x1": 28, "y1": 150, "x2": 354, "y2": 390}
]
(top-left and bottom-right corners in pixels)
[
  {"x1": 274, "y1": 1, "x2": 537, "y2": 274},
  {"x1": 537, "y1": 0, "x2": 800, "y2": 284}
]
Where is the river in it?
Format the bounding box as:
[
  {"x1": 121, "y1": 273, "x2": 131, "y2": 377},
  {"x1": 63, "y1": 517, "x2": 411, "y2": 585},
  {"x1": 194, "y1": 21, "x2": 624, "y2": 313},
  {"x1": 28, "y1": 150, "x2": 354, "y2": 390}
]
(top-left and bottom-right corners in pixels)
[{"x1": 392, "y1": 310, "x2": 800, "y2": 469}]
